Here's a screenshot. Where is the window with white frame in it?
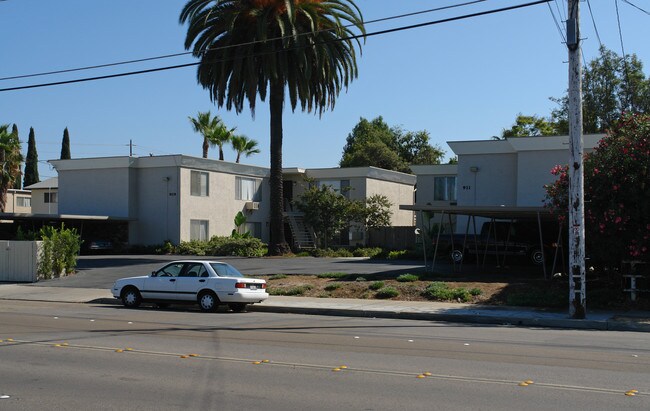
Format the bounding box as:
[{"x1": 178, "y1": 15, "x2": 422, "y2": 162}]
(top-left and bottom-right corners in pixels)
[
  {"x1": 433, "y1": 176, "x2": 457, "y2": 201},
  {"x1": 236, "y1": 177, "x2": 261, "y2": 201},
  {"x1": 16, "y1": 197, "x2": 31, "y2": 207},
  {"x1": 44, "y1": 192, "x2": 58, "y2": 203},
  {"x1": 190, "y1": 220, "x2": 209, "y2": 241},
  {"x1": 190, "y1": 171, "x2": 209, "y2": 197}
]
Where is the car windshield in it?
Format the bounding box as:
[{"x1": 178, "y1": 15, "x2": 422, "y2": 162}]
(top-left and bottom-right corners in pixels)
[{"x1": 209, "y1": 263, "x2": 245, "y2": 278}]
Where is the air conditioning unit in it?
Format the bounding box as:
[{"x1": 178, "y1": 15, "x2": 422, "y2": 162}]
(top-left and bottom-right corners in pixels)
[{"x1": 245, "y1": 201, "x2": 260, "y2": 211}]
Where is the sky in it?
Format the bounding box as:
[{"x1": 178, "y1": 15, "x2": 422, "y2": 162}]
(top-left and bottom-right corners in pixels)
[{"x1": 1, "y1": 0, "x2": 649, "y2": 181}]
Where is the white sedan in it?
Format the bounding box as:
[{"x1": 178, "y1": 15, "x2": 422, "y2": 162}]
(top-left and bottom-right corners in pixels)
[{"x1": 111, "y1": 260, "x2": 268, "y2": 312}]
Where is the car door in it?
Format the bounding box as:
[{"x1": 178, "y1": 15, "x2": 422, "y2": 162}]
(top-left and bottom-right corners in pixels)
[
  {"x1": 173, "y1": 262, "x2": 209, "y2": 301},
  {"x1": 142, "y1": 262, "x2": 184, "y2": 300}
]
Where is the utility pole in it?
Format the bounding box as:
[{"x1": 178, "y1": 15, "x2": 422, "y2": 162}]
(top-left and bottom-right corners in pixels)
[{"x1": 567, "y1": 0, "x2": 586, "y2": 318}]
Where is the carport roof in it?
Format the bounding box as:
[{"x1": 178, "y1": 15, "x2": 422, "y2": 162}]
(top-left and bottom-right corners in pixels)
[
  {"x1": 399, "y1": 205, "x2": 557, "y2": 221},
  {"x1": 0, "y1": 213, "x2": 135, "y2": 222}
]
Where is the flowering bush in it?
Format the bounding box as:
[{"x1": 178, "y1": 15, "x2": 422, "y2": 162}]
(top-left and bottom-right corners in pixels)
[{"x1": 545, "y1": 113, "x2": 650, "y2": 265}]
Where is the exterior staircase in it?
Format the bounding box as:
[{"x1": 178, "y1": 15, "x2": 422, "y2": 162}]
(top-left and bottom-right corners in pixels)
[{"x1": 284, "y1": 212, "x2": 316, "y2": 249}]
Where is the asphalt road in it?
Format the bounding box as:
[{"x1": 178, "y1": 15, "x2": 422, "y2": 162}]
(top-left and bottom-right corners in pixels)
[{"x1": 1, "y1": 301, "x2": 648, "y2": 410}]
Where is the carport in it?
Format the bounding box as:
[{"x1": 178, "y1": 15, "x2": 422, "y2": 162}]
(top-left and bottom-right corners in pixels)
[{"x1": 400, "y1": 205, "x2": 564, "y2": 278}]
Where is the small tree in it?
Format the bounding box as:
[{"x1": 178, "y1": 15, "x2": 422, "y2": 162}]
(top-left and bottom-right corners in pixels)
[
  {"x1": 545, "y1": 112, "x2": 650, "y2": 266},
  {"x1": 24, "y1": 127, "x2": 40, "y2": 187},
  {"x1": 296, "y1": 183, "x2": 354, "y2": 248},
  {"x1": 353, "y1": 194, "x2": 393, "y2": 231},
  {"x1": 60, "y1": 128, "x2": 71, "y2": 159}
]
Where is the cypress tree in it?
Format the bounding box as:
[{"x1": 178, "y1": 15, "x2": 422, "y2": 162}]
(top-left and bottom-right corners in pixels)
[
  {"x1": 11, "y1": 124, "x2": 22, "y2": 189},
  {"x1": 24, "y1": 127, "x2": 40, "y2": 187},
  {"x1": 60, "y1": 127, "x2": 71, "y2": 159}
]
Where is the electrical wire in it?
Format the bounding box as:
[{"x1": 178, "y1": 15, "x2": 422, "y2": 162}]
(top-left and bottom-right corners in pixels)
[
  {"x1": 586, "y1": 0, "x2": 603, "y2": 49},
  {"x1": 0, "y1": 0, "x2": 487, "y2": 82},
  {"x1": 547, "y1": 1, "x2": 567, "y2": 44},
  {"x1": 622, "y1": 0, "x2": 650, "y2": 15},
  {"x1": 615, "y1": 0, "x2": 632, "y2": 109},
  {"x1": 0, "y1": 0, "x2": 552, "y2": 93}
]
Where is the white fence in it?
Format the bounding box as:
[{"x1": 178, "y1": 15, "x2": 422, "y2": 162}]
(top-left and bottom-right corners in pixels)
[{"x1": 0, "y1": 241, "x2": 41, "y2": 282}]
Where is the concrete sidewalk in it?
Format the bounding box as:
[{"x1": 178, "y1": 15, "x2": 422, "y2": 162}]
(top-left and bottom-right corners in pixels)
[{"x1": 1, "y1": 283, "x2": 649, "y2": 332}]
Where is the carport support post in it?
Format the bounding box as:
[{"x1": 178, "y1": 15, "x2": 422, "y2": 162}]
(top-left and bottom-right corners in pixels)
[{"x1": 567, "y1": 0, "x2": 586, "y2": 319}]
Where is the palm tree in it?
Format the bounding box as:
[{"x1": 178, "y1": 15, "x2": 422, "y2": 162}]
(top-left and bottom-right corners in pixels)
[
  {"x1": 207, "y1": 119, "x2": 235, "y2": 161},
  {"x1": 180, "y1": 0, "x2": 365, "y2": 254},
  {"x1": 0, "y1": 124, "x2": 24, "y2": 212},
  {"x1": 231, "y1": 135, "x2": 260, "y2": 163},
  {"x1": 188, "y1": 111, "x2": 214, "y2": 158}
]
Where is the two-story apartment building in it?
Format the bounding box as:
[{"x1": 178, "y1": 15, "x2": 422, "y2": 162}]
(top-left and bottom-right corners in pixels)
[
  {"x1": 49, "y1": 155, "x2": 416, "y2": 247},
  {"x1": 24, "y1": 178, "x2": 59, "y2": 215},
  {"x1": 3, "y1": 189, "x2": 32, "y2": 214}
]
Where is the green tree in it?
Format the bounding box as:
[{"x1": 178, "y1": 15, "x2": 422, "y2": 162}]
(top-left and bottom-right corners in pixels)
[
  {"x1": 23, "y1": 127, "x2": 39, "y2": 188},
  {"x1": 545, "y1": 113, "x2": 650, "y2": 266},
  {"x1": 188, "y1": 111, "x2": 215, "y2": 159},
  {"x1": 551, "y1": 46, "x2": 650, "y2": 134},
  {"x1": 340, "y1": 116, "x2": 445, "y2": 172},
  {"x1": 296, "y1": 183, "x2": 354, "y2": 248},
  {"x1": 180, "y1": 0, "x2": 365, "y2": 255},
  {"x1": 60, "y1": 127, "x2": 71, "y2": 160},
  {"x1": 0, "y1": 124, "x2": 24, "y2": 211},
  {"x1": 354, "y1": 194, "x2": 393, "y2": 231},
  {"x1": 11, "y1": 124, "x2": 21, "y2": 189},
  {"x1": 501, "y1": 114, "x2": 558, "y2": 137},
  {"x1": 231, "y1": 135, "x2": 261, "y2": 163},
  {"x1": 207, "y1": 118, "x2": 235, "y2": 161}
]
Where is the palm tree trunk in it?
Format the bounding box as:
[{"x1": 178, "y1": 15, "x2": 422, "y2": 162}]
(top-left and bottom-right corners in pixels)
[
  {"x1": 269, "y1": 79, "x2": 290, "y2": 255},
  {"x1": 236, "y1": 152, "x2": 241, "y2": 163},
  {"x1": 219, "y1": 147, "x2": 224, "y2": 161},
  {"x1": 202, "y1": 137, "x2": 209, "y2": 158}
]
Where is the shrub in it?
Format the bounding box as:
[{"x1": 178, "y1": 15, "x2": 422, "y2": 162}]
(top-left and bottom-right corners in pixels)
[
  {"x1": 469, "y1": 288, "x2": 483, "y2": 296},
  {"x1": 324, "y1": 283, "x2": 342, "y2": 291},
  {"x1": 355, "y1": 276, "x2": 367, "y2": 282},
  {"x1": 386, "y1": 250, "x2": 417, "y2": 260},
  {"x1": 268, "y1": 285, "x2": 313, "y2": 296},
  {"x1": 422, "y1": 282, "x2": 472, "y2": 302},
  {"x1": 177, "y1": 236, "x2": 267, "y2": 257},
  {"x1": 38, "y1": 224, "x2": 82, "y2": 279},
  {"x1": 396, "y1": 273, "x2": 419, "y2": 282},
  {"x1": 334, "y1": 248, "x2": 354, "y2": 257},
  {"x1": 268, "y1": 274, "x2": 288, "y2": 280},
  {"x1": 317, "y1": 272, "x2": 348, "y2": 279},
  {"x1": 352, "y1": 247, "x2": 384, "y2": 258},
  {"x1": 369, "y1": 281, "x2": 385, "y2": 291},
  {"x1": 375, "y1": 286, "x2": 399, "y2": 299}
]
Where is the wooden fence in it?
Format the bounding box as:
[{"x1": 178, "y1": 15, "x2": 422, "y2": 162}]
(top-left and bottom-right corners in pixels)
[
  {"x1": 367, "y1": 226, "x2": 417, "y2": 250},
  {"x1": 0, "y1": 241, "x2": 40, "y2": 282}
]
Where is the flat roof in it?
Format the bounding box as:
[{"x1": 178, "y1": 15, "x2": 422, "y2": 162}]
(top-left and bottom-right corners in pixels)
[
  {"x1": 400, "y1": 204, "x2": 556, "y2": 221},
  {"x1": 0, "y1": 213, "x2": 135, "y2": 222}
]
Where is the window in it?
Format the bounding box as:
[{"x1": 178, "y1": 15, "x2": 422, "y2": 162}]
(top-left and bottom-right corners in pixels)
[
  {"x1": 236, "y1": 177, "x2": 261, "y2": 201},
  {"x1": 243, "y1": 222, "x2": 262, "y2": 239},
  {"x1": 181, "y1": 263, "x2": 207, "y2": 278},
  {"x1": 16, "y1": 197, "x2": 31, "y2": 207},
  {"x1": 434, "y1": 176, "x2": 457, "y2": 202},
  {"x1": 318, "y1": 179, "x2": 350, "y2": 198},
  {"x1": 44, "y1": 192, "x2": 58, "y2": 203},
  {"x1": 190, "y1": 220, "x2": 209, "y2": 241},
  {"x1": 191, "y1": 171, "x2": 209, "y2": 197},
  {"x1": 155, "y1": 262, "x2": 184, "y2": 277}
]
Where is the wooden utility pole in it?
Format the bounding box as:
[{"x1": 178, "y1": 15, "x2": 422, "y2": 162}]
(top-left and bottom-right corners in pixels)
[{"x1": 567, "y1": 0, "x2": 586, "y2": 318}]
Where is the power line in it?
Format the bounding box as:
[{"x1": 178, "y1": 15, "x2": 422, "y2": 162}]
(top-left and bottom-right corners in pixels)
[
  {"x1": 0, "y1": 0, "x2": 487, "y2": 82},
  {"x1": 0, "y1": 0, "x2": 552, "y2": 93},
  {"x1": 547, "y1": 1, "x2": 567, "y2": 44},
  {"x1": 623, "y1": 0, "x2": 650, "y2": 15},
  {"x1": 586, "y1": 0, "x2": 603, "y2": 48}
]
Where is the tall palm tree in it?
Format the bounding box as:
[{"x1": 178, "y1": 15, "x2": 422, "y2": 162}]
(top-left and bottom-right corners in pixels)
[
  {"x1": 231, "y1": 135, "x2": 260, "y2": 163},
  {"x1": 0, "y1": 124, "x2": 24, "y2": 212},
  {"x1": 207, "y1": 119, "x2": 235, "y2": 161},
  {"x1": 188, "y1": 111, "x2": 214, "y2": 158},
  {"x1": 180, "y1": 0, "x2": 365, "y2": 254}
]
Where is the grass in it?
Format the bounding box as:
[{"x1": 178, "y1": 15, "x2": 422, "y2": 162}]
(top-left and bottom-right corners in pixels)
[
  {"x1": 422, "y1": 282, "x2": 473, "y2": 303},
  {"x1": 324, "y1": 283, "x2": 342, "y2": 291}
]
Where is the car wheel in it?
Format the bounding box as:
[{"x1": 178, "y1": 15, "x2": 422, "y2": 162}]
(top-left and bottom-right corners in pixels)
[
  {"x1": 121, "y1": 287, "x2": 142, "y2": 309},
  {"x1": 198, "y1": 291, "x2": 220, "y2": 313},
  {"x1": 229, "y1": 303, "x2": 247, "y2": 313},
  {"x1": 449, "y1": 248, "x2": 464, "y2": 263},
  {"x1": 529, "y1": 249, "x2": 544, "y2": 265}
]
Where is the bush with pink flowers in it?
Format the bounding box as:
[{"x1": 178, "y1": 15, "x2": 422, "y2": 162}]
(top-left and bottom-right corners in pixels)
[{"x1": 545, "y1": 113, "x2": 650, "y2": 266}]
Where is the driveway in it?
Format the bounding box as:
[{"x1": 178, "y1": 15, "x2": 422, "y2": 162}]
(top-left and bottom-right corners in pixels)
[{"x1": 31, "y1": 255, "x2": 428, "y2": 289}]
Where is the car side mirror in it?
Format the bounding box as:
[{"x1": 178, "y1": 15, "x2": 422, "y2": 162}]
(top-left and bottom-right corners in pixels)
[{"x1": 151, "y1": 271, "x2": 157, "y2": 277}]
